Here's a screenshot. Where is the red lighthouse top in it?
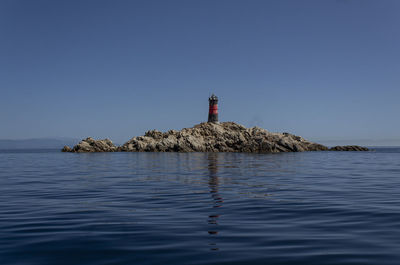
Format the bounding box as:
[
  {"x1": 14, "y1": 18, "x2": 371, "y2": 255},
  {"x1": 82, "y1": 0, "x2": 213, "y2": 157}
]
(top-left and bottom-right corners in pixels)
[{"x1": 208, "y1": 94, "x2": 219, "y2": 123}]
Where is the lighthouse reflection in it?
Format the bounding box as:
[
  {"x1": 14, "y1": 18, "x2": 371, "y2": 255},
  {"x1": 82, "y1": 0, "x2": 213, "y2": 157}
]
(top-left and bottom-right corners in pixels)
[{"x1": 207, "y1": 153, "x2": 223, "y2": 251}]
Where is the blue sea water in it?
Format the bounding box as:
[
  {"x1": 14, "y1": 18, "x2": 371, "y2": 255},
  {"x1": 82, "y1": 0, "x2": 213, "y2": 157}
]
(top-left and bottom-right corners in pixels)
[{"x1": 0, "y1": 148, "x2": 400, "y2": 265}]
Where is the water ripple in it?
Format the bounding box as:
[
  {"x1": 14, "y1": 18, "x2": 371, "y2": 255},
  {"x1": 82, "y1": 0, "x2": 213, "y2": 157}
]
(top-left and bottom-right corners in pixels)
[{"x1": 0, "y1": 149, "x2": 400, "y2": 264}]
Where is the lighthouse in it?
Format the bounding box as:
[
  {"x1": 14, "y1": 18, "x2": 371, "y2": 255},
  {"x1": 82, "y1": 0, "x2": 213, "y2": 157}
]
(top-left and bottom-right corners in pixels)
[{"x1": 208, "y1": 94, "x2": 219, "y2": 123}]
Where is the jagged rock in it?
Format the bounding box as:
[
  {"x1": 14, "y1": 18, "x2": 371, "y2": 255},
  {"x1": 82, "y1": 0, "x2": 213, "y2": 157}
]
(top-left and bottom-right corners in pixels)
[
  {"x1": 63, "y1": 122, "x2": 368, "y2": 153},
  {"x1": 61, "y1": 145, "x2": 72, "y2": 152},
  {"x1": 70, "y1": 137, "x2": 117, "y2": 153},
  {"x1": 330, "y1": 145, "x2": 369, "y2": 151}
]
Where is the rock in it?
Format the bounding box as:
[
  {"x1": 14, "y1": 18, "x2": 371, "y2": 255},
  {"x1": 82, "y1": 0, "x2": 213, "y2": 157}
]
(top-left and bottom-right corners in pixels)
[
  {"x1": 61, "y1": 146, "x2": 72, "y2": 152},
  {"x1": 70, "y1": 137, "x2": 118, "y2": 153},
  {"x1": 329, "y1": 145, "x2": 369, "y2": 151},
  {"x1": 63, "y1": 122, "x2": 369, "y2": 153}
]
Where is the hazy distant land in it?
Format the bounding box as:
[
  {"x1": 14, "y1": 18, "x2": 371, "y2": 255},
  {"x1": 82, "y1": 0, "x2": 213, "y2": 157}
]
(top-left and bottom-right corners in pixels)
[{"x1": 0, "y1": 138, "x2": 79, "y2": 150}]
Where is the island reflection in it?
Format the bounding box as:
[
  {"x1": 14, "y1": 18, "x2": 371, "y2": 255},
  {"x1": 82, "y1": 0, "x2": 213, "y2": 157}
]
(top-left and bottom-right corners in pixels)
[{"x1": 207, "y1": 153, "x2": 223, "y2": 251}]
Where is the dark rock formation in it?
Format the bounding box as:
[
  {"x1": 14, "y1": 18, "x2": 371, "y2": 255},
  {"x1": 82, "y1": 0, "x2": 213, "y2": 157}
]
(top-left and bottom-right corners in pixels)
[
  {"x1": 329, "y1": 145, "x2": 369, "y2": 151},
  {"x1": 62, "y1": 122, "x2": 368, "y2": 153}
]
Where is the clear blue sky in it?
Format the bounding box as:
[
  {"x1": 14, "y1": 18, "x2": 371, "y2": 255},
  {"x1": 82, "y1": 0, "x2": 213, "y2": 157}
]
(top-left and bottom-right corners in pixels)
[{"x1": 1, "y1": 0, "x2": 399, "y2": 144}]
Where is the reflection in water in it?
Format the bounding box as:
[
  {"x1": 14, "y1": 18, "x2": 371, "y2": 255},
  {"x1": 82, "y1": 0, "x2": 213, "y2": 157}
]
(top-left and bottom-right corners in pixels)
[{"x1": 207, "y1": 153, "x2": 223, "y2": 251}]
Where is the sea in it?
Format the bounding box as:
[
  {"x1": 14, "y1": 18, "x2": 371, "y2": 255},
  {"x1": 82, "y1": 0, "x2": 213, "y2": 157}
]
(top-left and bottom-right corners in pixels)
[{"x1": 0, "y1": 148, "x2": 399, "y2": 265}]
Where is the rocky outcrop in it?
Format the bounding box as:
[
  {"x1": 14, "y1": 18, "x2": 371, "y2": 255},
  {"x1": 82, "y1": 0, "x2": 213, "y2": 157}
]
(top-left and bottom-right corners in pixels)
[
  {"x1": 67, "y1": 137, "x2": 118, "y2": 153},
  {"x1": 329, "y1": 145, "x2": 369, "y2": 151},
  {"x1": 119, "y1": 122, "x2": 329, "y2": 153},
  {"x1": 61, "y1": 146, "x2": 72, "y2": 152},
  {"x1": 62, "y1": 122, "x2": 369, "y2": 153}
]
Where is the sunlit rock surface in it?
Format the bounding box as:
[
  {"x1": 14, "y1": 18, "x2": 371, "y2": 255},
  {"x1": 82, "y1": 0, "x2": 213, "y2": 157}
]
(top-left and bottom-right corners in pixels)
[
  {"x1": 65, "y1": 137, "x2": 118, "y2": 153},
  {"x1": 63, "y1": 122, "x2": 368, "y2": 153}
]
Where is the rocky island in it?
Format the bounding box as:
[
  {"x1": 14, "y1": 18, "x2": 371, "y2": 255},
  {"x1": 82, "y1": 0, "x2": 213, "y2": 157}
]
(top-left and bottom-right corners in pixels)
[
  {"x1": 62, "y1": 95, "x2": 368, "y2": 153},
  {"x1": 62, "y1": 121, "x2": 368, "y2": 153}
]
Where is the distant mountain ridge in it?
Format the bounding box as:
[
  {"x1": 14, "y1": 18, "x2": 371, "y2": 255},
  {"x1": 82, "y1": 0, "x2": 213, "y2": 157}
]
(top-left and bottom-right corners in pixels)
[{"x1": 0, "y1": 138, "x2": 80, "y2": 149}]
